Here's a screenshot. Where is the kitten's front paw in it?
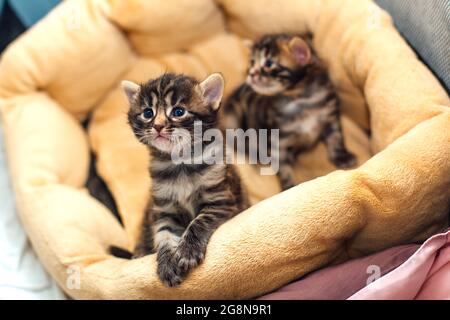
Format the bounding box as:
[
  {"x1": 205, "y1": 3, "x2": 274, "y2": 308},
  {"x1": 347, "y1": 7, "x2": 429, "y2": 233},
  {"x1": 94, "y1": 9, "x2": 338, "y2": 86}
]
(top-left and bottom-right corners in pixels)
[
  {"x1": 332, "y1": 151, "x2": 357, "y2": 169},
  {"x1": 157, "y1": 253, "x2": 183, "y2": 287},
  {"x1": 175, "y1": 241, "x2": 205, "y2": 274}
]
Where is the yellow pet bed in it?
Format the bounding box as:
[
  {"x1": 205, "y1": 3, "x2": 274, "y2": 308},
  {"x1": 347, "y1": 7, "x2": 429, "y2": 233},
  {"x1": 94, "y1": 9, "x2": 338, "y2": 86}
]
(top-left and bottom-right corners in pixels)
[{"x1": 0, "y1": 0, "x2": 449, "y2": 299}]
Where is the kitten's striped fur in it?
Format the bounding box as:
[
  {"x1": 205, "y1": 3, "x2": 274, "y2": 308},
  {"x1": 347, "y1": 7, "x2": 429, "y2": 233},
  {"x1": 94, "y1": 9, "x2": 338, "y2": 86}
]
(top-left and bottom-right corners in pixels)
[
  {"x1": 117, "y1": 73, "x2": 248, "y2": 287},
  {"x1": 224, "y1": 34, "x2": 356, "y2": 190}
]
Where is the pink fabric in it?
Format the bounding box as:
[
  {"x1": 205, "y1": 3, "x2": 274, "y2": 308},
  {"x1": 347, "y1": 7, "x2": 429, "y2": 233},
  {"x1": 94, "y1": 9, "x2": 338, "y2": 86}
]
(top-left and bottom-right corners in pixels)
[
  {"x1": 349, "y1": 229, "x2": 450, "y2": 300},
  {"x1": 258, "y1": 244, "x2": 418, "y2": 300}
]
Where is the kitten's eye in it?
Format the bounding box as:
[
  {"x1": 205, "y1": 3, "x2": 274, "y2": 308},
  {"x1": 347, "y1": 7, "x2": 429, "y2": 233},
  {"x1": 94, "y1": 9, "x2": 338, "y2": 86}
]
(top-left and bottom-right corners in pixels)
[
  {"x1": 171, "y1": 106, "x2": 186, "y2": 118},
  {"x1": 250, "y1": 58, "x2": 255, "y2": 65},
  {"x1": 264, "y1": 59, "x2": 273, "y2": 68},
  {"x1": 142, "y1": 108, "x2": 154, "y2": 119}
]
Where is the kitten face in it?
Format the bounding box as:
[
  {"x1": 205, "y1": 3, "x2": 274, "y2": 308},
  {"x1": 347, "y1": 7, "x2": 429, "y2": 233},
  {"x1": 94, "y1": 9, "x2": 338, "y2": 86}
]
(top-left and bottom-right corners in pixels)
[
  {"x1": 122, "y1": 73, "x2": 224, "y2": 153},
  {"x1": 246, "y1": 34, "x2": 312, "y2": 96}
]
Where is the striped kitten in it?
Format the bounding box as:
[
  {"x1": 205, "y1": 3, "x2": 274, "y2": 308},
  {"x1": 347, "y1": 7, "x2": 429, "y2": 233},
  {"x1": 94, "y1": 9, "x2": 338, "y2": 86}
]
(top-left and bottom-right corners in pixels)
[
  {"x1": 224, "y1": 34, "x2": 356, "y2": 190},
  {"x1": 119, "y1": 73, "x2": 248, "y2": 287}
]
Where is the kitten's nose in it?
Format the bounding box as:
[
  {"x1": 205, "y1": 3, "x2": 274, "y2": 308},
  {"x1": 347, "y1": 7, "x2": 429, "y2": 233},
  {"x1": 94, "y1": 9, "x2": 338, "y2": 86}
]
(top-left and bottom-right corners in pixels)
[{"x1": 154, "y1": 124, "x2": 165, "y2": 132}]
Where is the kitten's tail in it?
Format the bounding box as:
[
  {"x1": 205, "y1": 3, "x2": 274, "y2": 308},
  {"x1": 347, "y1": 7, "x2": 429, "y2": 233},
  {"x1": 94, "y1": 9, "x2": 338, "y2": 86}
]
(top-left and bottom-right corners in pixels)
[{"x1": 109, "y1": 245, "x2": 133, "y2": 259}]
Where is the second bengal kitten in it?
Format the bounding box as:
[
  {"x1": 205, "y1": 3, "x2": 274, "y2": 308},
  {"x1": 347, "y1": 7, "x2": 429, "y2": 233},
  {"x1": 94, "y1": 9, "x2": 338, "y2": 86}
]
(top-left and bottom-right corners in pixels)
[
  {"x1": 224, "y1": 34, "x2": 356, "y2": 190},
  {"x1": 116, "y1": 73, "x2": 248, "y2": 287}
]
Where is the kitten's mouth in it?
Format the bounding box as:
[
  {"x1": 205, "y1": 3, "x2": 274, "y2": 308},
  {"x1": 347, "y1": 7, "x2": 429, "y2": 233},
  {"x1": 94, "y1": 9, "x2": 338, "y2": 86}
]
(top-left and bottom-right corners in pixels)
[
  {"x1": 155, "y1": 134, "x2": 170, "y2": 140},
  {"x1": 149, "y1": 131, "x2": 172, "y2": 145},
  {"x1": 247, "y1": 77, "x2": 284, "y2": 96},
  {"x1": 150, "y1": 133, "x2": 173, "y2": 152},
  {"x1": 248, "y1": 75, "x2": 268, "y2": 86},
  {"x1": 153, "y1": 132, "x2": 171, "y2": 141}
]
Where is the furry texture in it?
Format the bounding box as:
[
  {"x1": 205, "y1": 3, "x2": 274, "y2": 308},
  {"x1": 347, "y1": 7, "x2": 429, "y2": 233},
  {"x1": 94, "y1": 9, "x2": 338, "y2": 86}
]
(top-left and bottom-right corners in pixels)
[
  {"x1": 224, "y1": 34, "x2": 356, "y2": 190},
  {"x1": 120, "y1": 73, "x2": 248, "y2": 287},
  {"x1": 0, "y1": 0, "x2": 448, "y2": 299}
]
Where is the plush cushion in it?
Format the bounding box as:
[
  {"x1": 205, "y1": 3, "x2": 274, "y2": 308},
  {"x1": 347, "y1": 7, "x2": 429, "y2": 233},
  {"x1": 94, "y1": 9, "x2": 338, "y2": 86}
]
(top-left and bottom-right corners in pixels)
[
  {"x1": 376, "y1": 0, "x2": 450, "y2": 92},
  {"x1": 0, "y1": 121, "x2": 64, "y2": 299},
  {"x1": 0, "y1": 0, "x2": 448, "y2": 299}
]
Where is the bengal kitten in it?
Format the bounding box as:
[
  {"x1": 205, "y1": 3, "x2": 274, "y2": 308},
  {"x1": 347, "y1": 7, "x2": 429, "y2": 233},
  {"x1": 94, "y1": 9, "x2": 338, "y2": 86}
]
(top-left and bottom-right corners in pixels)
[
  {"x1": 116, "y1": 73, "x2": 248, "y2": 287},
  {"x1": 223, "y1": 34, "x2": 356, "y2": 190}
]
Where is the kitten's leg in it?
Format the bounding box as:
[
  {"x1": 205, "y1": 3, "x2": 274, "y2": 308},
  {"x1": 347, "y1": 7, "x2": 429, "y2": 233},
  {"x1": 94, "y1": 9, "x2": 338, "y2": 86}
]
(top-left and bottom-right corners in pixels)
[
  {"x1": 322, "y1": 114, "x2": 356, "y2": 168},
  {"x1": 153, "y1": 212, "x2": 187, "y2": 287},
  {"x1": 175, "y1": 200, "x2": 234, "y2": 275},
  {"x1": 277, "y1": 148, "x2": 297, "y2": 191}
]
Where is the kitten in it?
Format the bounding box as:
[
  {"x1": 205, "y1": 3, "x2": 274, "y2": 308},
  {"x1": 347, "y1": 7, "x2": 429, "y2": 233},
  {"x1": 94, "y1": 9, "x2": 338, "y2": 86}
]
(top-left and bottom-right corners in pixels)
[
  {"x1": 223, "y1": 34, "x2": 356, "y2": 190},
  {"x1": 118, "y1": 73, "x2": 248, "y2": 287}
]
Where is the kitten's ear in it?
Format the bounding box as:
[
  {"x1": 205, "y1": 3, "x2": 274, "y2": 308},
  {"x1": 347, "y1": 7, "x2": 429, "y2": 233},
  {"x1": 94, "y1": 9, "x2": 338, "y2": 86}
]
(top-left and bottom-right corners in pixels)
[
  {"x1": 199, "y1": 73, "x2": 224, "y2": 111},
  {"x1": 121, "y1": 80, "x2": 140, "y2": 104},
  {"x1": 288, "y1": 37, "x2": 311, "y2": 66}
]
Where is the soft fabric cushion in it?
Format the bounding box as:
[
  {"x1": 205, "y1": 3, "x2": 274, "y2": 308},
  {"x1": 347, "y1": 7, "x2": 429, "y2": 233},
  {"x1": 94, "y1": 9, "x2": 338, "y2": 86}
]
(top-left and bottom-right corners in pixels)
[
  {"x1": 0, "y1": 123, "x2": 64, "y2": 299},
  {"x1": 0, "y1": 0, "x2": 449, "y2": 299},
  {"x1": 376, "y1": 0, "x2": 450, "y2": 91}
]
